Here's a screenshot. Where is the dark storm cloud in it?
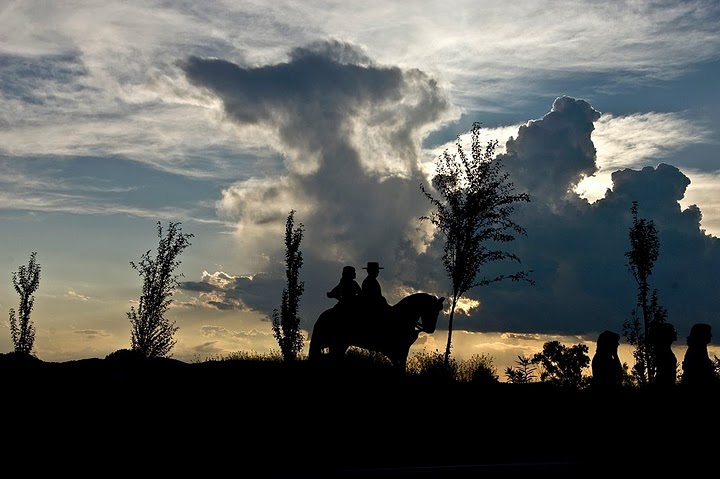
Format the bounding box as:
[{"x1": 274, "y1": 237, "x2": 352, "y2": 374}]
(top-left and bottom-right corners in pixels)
[
  {"x1": 182, "y1": 39, "x2": 404, "y2": 129},
  {"x1": 448, "y1": 96, "x2": 720, "y2": 340},
  {"x1": 180, "y1": 271, "x2": 285, "y2": 314}
]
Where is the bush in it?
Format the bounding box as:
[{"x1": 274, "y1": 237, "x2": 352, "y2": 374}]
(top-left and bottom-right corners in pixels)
[
  {"x1": 458, "y1": 353, "x2": 499, "y2": 385},
  {"x1": 407, "y1": 349, "x2": 458, "y2": 383}
]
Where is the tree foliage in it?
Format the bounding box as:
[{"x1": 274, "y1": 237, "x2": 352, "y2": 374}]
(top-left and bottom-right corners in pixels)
[
  {"x1": 505, "y1": 354, "x2": 537, "y2": 384},
  {"x1": 531, "y1": 341, "x2": 590, "y2": 389},
  {"x1": 420, "y1": 122, "x2": 533, "y2": 364},
  {"x1": 128, "y1": 221, "x2": 193, "y2": 359},
  {"x1": 622, "y1": 201, "x2": 666, "y2": 385},
  {"x1": 8, "y1": 251, "x2": 41, "y2": 355},
  {"x1": 272, "y1": 210, "x2": 306, "y2": 361}
]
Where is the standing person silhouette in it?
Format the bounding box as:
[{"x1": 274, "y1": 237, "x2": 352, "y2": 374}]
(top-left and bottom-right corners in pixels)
[
  {"x1": 361, "y1": 261, "x2": 391, "y2": 320},
  {"x1": 591, "y1": 330, "x2": 623, "y2": 389},
  {"x1": 650, "y1": 322, "x2": 678, "y2": 388},
  {"x1": 681, "y1": 323, "x2": 716, "y2": 389},
  {"x1": 327, "y1": 265, "x2": 361, "y2": 311}
]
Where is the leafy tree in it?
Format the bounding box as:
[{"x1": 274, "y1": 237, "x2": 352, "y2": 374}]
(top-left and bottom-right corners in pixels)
[
  {"x1": 505, "y1": 354, "x2": 537, "y2": 384},
  {"x1": 128, "y1": 221, "x2": 193, "y2": 358},
  {"x1": 8, "y1": 252, "x2": 41, "y2": 355},
  {"x1": 621, "y1": 201, "x2": 666, "y2": 385},
  {"x1": 420, "y1": 122, "x2": 533, "y2": 365},
  {"x1": 531, "y1": 340, "x2": 590, "y2": 389},
  {"x1": 272, "y1": 210, "x2": 306, "y2": 361}
]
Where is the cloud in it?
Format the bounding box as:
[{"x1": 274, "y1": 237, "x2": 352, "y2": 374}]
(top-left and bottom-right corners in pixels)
[
  {"x1": 445, "y1": 97, "x2": 720, "y2": 340},
  {"x1": 180, "y1": 270, "x2": 285, "y2": 315},
  {"x1": 66, "y1": 291, "x2": 91, "y2": 301},
  {"x1": 72, "y1": 329, "x2": 110, "y2": 339},
  {"x1": 680, "y1": 169, "x2": 720, "y2": 238},
  {"x1": 254, "y1": 2, "x2": 720, "y2": 108},
  {"x1": 501, "y1": 96, "x2": 602, "y2": 204},
  {"x1": 181, "y1": 39, "x2": 457, "y2": 294}
]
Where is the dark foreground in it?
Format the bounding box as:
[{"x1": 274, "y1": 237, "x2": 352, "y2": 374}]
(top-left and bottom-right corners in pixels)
[{"x1": 1, "y1": 353, "x2": 716, "y2": 477}]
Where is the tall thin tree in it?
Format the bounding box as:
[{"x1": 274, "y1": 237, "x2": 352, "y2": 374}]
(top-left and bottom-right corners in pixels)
[
  {"x1": 9, "y1": 251, "x2": 41, "y2": 355},
  {"x1": 128, "y1": 221, "x2": 193, "y2": 359},
  {"x1": 420, "y1": 122, "x2": 533, "y2": 365},
  {"x1": 272, "y1": 210, "x2": 306, "y2": 361},
  {"x1": 622, "y1": 201, "x2": 666, "y2": 385}
]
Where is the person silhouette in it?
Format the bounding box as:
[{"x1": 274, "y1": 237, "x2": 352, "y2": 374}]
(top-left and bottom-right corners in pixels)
[
  {"x1": 591, "y1": 330, "x2": 623, "y2": 389},
  {"x1": 681, "y1": 323, "x2": 716, "y2": 389},
  {"x1": 360, "y1": 261, "x2": 391, "y2": 320},
  {"x1": 327, "y1": 265, "x2": 362, "y2": 309},
  {"x1": 649, "y1": 322, "x2": 678, "y2": 387}
]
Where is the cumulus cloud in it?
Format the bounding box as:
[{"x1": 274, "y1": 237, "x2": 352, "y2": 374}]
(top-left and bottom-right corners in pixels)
[
  {"x1": 447, "y1": 97, "x2": 720, "y2": 340},
  {"x1": 181, "y1": 39, "x2": 457, "y2": 305},
  {"x1": 501, "y1": 96, "x2": 601, "y2": 204}
]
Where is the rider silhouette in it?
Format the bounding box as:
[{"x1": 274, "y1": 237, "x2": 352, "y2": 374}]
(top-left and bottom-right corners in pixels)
[
  {"x1": 649, "y1": 321, "x2": 678, "y2": 387},
  {"x1": 681, "y1": 323, "x2": 716, "y2": 389},
  {"x1": 361, "y1": 261, "x2": 391, "y2": 321},
  {"x1": 591, "y1": 330, "x2": 623, "y2": 389},
  {"x1": 327, "y1": 265, "x2": 361, "y2": 309}
]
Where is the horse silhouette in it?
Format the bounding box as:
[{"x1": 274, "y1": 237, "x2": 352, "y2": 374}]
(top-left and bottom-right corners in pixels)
[{"x1": 308, "y1": 292, "x2": 445, "y2": 371}]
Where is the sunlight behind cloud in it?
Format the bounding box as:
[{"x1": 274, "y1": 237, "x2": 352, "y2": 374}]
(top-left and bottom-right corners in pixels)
[
  {"x1": 454, "y1": 297, "x2": 481, "y2": 316},
  {"x1": 576, "y1": 112, "x2": 708, "y2": 200},
  {"x1": 681, "y1": 169, "x2": 720, "y2": 237}
]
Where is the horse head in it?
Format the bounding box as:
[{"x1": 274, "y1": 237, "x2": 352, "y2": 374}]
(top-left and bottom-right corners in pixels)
[{"x1": 416, "y1": 295, "x2": 445, "y2": 334}]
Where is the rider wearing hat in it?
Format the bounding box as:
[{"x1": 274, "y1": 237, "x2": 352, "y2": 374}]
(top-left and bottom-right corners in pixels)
[{"x1": 361, "y1": 261, "x2": 390, "y2": 318}]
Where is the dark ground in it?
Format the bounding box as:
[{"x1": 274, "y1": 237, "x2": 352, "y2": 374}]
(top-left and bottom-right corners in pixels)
[{"x1": 1, "y1": 352, "x2": 716, "y2": 477}]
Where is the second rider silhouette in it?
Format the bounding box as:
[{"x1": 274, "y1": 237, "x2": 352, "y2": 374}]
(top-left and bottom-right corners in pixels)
[{"x1": 327, "y1": 265, "x2": 362, "y2": 308}]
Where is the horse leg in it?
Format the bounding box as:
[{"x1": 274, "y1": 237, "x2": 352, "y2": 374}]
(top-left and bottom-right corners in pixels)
[{"x1": 393, "y1": 346, "x2": 412, "y2": 374}]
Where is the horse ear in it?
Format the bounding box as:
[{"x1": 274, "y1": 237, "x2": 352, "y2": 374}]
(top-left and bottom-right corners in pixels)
[{"x1": 438, "y1": 296, "x2": 445, "y2": 305}]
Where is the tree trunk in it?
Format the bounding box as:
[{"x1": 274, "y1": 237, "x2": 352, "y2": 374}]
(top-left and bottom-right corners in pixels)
[{"x1": 444, "y1": 296, "x2": 459, "y2": 365}]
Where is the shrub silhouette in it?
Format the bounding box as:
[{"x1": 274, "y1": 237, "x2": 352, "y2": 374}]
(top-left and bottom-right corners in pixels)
[{"x1": 458, "y1": 352, "x2": 500, "y2": 385}]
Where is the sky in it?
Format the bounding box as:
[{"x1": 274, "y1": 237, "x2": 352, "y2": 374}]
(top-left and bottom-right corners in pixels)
[{"x1": 1, "y1": 0, "x2": 719, "y2": 376}]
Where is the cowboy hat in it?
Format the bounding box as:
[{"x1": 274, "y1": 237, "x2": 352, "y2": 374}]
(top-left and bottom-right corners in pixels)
[{"x1": 362, "y1": 261, "x2": 384, "y2": 270}]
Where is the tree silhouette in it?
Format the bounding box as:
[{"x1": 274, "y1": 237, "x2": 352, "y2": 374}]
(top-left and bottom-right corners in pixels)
[
  {"x1": 128, "y1": 221, "x2": 193, "y2": 359},
  {"x1": 505, "y1": 354, "x2": 537, "y2": 384},
  {"x1": 531, "y1": 340, "x2": 590, "y2": 389},
  {"x1": 622, "y1": 201, "x2": 666, "y2": 385},
  {"x1": 272, "y1": 210, "x2": 305, "y2": 361},
  {"x1": 8, "y1": 251, "x2": 41, "y2": 355},
  {"x1": 420, "y1": 122, "x2": 533, "y2": 365}
]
